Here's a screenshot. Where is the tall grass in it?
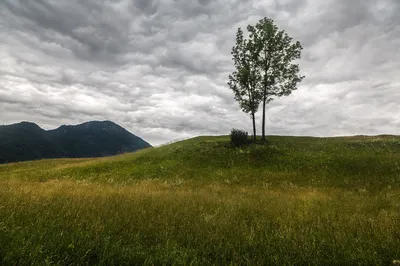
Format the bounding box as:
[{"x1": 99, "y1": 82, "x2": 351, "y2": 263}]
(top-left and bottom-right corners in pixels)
[{"x1": 1, "y1": 135, "x2": 400, "y2": 264}]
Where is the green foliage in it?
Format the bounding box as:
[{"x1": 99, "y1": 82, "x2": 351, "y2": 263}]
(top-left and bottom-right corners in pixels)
[
  {"x1": 247, "y1": 18, "x2": 305, "y2": 96},
  {"x1": 1, "y1": 135, "x2": 400, "y2": 264},
  {"x1": 228, "y1": 28, "x2": 261, "y2": 140},
  {"x1": 229, "y1": 17, "x2": 305, "y2": 141},
  {"x1": 229, "y1": 128, "x2": 249, "y2": 147},
  {"x1": 247, "y1": 18, "x2": 305, "y2": 141}
]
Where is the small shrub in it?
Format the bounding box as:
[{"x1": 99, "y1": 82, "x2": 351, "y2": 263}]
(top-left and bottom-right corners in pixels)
[{"x1": 230, "y1": 129, "x2": 248, "y2": 147}]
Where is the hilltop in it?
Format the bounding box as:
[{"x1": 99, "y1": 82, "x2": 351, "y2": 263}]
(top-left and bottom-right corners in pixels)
[
  {"x1": 0, "y1": 121, "x2": 151, "y2": 164},
  {"x1": 2, "y1": 134, "x2": 399, "y2": 190}
]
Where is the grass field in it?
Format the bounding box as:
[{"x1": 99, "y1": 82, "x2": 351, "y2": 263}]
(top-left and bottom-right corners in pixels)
[{"x1": 1, "y1": 135, "x2": 400, "y2": 265}]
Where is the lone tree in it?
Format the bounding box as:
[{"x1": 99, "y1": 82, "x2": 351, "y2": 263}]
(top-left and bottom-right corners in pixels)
[
  {"x1": 228, "y1": 28, "x2": 261, "y2": 141},
  {"x1": 229, "y1": 17, "x2": 304, "y2": 142}
]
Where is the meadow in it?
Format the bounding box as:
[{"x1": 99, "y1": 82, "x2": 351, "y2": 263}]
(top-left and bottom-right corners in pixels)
[{"x1": 1, "y1": 135, "x2": 400, "y2": 265}]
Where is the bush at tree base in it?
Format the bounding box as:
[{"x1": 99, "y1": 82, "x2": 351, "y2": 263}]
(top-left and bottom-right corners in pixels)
[{"x1": 230, "y1": 129, "x2": 248, "y2": 147}]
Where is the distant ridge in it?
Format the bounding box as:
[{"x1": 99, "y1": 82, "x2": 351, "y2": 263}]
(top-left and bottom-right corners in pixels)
[{"x1": 0, "y1": 120, "x2": 152, "y2": 164}]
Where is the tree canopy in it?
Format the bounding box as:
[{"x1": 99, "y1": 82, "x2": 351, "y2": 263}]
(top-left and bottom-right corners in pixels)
[
  {"x1": 228, "y1": 17, "x2": 305, "y2": 142},
  {"x1": 228, "y1": 28, "x2": 261, "y2": 141}
]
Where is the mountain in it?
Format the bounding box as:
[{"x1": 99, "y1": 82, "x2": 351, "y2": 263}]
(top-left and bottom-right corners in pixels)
[{"x1": 0, "y1": 121, "x2": 152, "y2": 163}]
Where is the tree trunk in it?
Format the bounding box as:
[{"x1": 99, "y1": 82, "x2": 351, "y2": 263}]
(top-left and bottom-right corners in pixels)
[
  {"x1": 251, "y1": 111, "x2": 256, "y2": 141},
  {"x1": 261, "y1": 90, "x2": 266, "y2": 142},
  {"x1": 262, "y1": 54, "x2": 269, "y2": 143},
  {"x1": 248, "y1": 84, "x2": 257, "y2": 142}
]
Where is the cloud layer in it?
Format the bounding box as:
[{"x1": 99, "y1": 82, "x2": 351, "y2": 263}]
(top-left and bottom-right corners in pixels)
[{"x1": 1, "y1": 0, "x2": 399, "y2": 145}]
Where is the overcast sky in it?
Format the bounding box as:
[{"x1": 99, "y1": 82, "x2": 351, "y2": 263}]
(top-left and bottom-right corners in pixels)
[{"x1": 0, "y1": 0, "x2": 399, "y2": 145}]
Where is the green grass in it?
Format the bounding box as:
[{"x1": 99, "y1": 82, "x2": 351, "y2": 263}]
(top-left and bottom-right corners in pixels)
[{"x1": 1, "y1": 135, "x2": 400, "y2": 265}]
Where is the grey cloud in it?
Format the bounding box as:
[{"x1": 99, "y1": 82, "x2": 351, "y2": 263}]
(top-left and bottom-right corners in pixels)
[
  {"x1": 133, "y1": 0, "x2": 160, "y2": 15},
  {"x1": 0, "y1": 0, "x2": 399, "y2": 145},
  {"x1": 1, "y1": 0, "x2": 133, "y2": 63},
  {"x1": 198, "y1": 0, "x2": 212, "y2": 6}
]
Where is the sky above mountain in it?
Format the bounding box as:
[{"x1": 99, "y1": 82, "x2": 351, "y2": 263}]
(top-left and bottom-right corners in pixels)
[{"x1": 0, "y1": 0, "x2": 399, "y2": 145}]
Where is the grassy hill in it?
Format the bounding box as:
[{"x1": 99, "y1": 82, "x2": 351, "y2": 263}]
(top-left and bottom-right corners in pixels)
[{"x1": 1, "y1": 135, "x2": 400, "y2": 265}]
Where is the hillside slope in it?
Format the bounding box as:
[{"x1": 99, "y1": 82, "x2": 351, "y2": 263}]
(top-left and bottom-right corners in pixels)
[
  {"x1": 1, "y1": 134, "x2": 399, "y2": 189},
  {"x1": 1, "y1": 135, "x2": 400, "y2": 265},
  {"x1": 0, "y1": 121, "x2": 151, "y2": 163}
]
